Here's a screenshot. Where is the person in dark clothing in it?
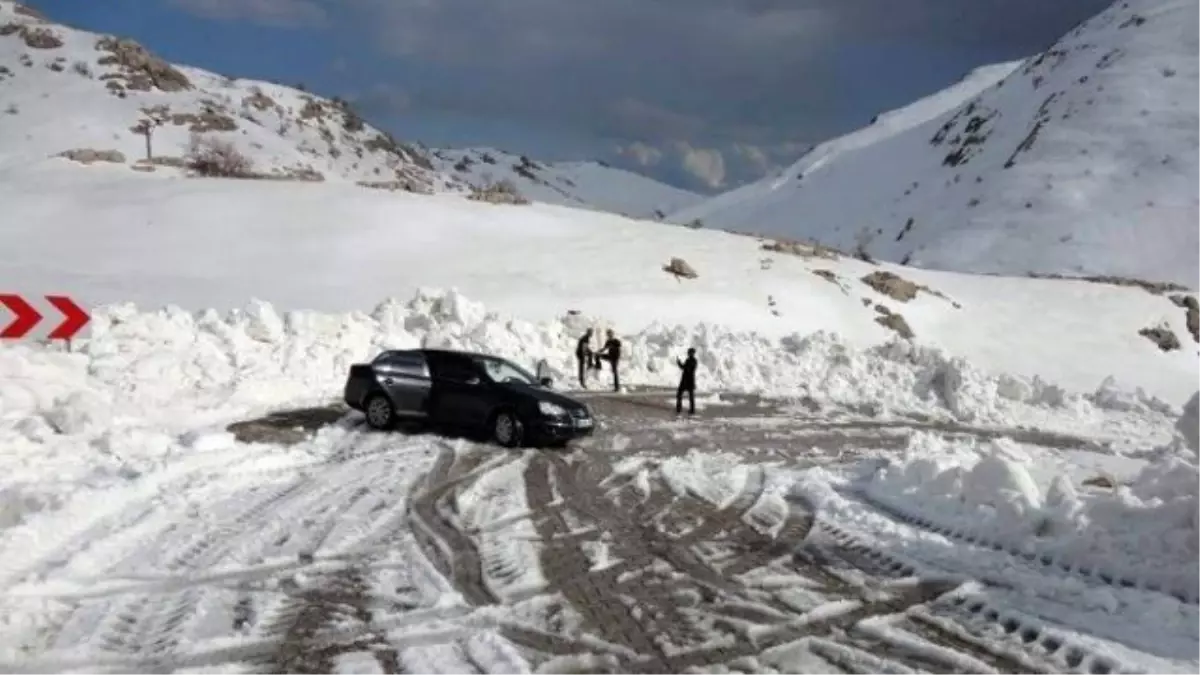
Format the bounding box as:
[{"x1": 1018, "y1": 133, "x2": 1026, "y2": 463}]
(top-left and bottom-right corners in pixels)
[
  {"x1": 597, "y1": 329, "x2": 622, "y2": 392},
  {"x1": 575, "y1": 329, "x2": 593, "y2": 389},
  {"x1": 676, "y1": 347, "x2": 698, "y2": 415}
]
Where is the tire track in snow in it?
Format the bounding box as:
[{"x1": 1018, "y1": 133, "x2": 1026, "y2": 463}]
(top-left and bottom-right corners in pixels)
[
  {"x1": 797, "y1": 508, "x2": 1160, "y2": 673},
  {"x1": 902, "y1": 592, "x2": 1143, "y2": 674},
  {"x1": 407, "y1": 444, "x2": 520, "y2": 607},
  {"x1": 254, "y1": 442, "x2": 514, "y2": 673},
  {"x1": 51, "y1": 442, "x2": 411, "y2": 667},
  {"x1": 523, "y1": 453, "x2": 679, "y2": 671},
  {"x1": 847, "y1": 485, "x2": 1199, "y2": 605},
  {"x1": 0, "y1": 451, "x2": 275, "y2": 591}
]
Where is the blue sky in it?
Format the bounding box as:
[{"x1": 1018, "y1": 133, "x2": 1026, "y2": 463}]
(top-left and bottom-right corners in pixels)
[{"x1": 35, "y1": 0, "x2": 1113, "y2": 191}]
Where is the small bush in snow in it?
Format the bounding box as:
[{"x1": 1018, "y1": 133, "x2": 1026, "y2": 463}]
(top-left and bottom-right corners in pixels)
[
  {"x1": 19, "y1": 26, "x2": 63, "y2": 49},
  {"x1": 70, "y1": 60, "x2": 92, "y2": 77},
  {"x1": 4, "y1": 103, "x2": 17, "y2": 115},
  {"x1": 468, "y1": 179, "x2": 529, "y2": 205},
  {"x1": 185, "y1": 135, "x2": 253, "y2": 178}
]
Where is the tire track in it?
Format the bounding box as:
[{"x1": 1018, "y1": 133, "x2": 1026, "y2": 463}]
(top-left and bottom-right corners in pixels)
[
  {"x1": 0, "y1": 451, "x2": 270, "y2": 590},
  {"x1": 904, "y1": 593, "x2": 1127, "y2": 675},
  {"x1": 69, "y1": 453, "x2": 395, "y2": 663},
  {"x1": 848, "y1": 485, "x2": 1198, "y2": 604},
  {"x1": 524, "y1": 454, "x2": 678, "y2": 671},
  {"x1": 407, "y1": 445, "x2": 513, "y2": 607}
]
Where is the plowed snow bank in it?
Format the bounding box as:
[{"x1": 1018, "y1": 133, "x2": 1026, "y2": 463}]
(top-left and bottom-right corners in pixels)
[{"x1": 0, "y1": 288, "x2": 1179, "y2": 441}]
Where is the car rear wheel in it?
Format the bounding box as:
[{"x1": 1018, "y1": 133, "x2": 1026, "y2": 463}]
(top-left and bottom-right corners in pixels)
[
  {"x1": 492, "y1": 410, "x2": 524, "y2": 448},
  {"x1": 364, "y1": 394, "x2": 396, "y2": 430}
]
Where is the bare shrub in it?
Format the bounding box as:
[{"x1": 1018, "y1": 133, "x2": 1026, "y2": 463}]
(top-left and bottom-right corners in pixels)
[
  {"x1": 20, "y1": 26, "x2": 62, "y2": 48},
  {"x1": 57, "y1": 148, "x2": 126, "y2": 164},
  {"x1": 185, "y1": 135, "x2": 252, "y2": 177},
  {"x1": 467, "y1": 179, "x2": 529, "y2": 205}
]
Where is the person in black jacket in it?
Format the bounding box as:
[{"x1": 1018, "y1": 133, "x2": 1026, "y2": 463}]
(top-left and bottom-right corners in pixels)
[
  {"x1": 575, "y1": 329, "x2": 593, "y2": 389},
  {"x1": 597, "y1": 329, "x2": 622, "y2": 392},
  {"x1": 676, "y1": 347, "x2": 698, "y2": 415}
]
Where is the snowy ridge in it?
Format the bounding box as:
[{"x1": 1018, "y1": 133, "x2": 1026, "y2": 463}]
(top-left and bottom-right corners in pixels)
[
  {"x1": 672, "y1": 0, "x2": 1199, "y2": 286},
  {"x1": 0, "y1": 1, "x2": 457, "y2": 190},
  {"x1": 671, "y1": 59, "x2": 1021, "y2": 220},
  {"x1": 431, "y1": 147, "x2": 702, "y2": 219}
]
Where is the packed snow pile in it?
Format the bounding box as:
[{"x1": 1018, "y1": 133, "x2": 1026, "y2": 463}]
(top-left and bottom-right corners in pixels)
[
  {"x1": 864, "y1": 431, "x2": 1200, "y2": 602},
  {"x1": 0, "y1": 1, "x2": 456, "y2": 189},
  {"x1": 431, "y1": 147, "x2": 702, "y2": 219},
  {"x1": 672, "y1": 0, "x2": 1199, "y2": 286},
  {"x1": 0, "y1": 288, "x2": 1181, "y2": 441}
]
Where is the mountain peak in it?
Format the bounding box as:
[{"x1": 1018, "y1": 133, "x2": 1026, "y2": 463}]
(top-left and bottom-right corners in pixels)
[{"x1": 672, "y1": 0, "x2": 1197, "y2": 286}]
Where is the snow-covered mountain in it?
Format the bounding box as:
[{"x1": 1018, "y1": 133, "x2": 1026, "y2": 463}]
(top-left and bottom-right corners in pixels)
[
  {"x1": 672, "y1": 0, "x2": 1198, "y2": 287},
  {"x1": 0, "y1": 1, "x2": 461, "y2": 191},
  {"x1": 0, "y1": 1, "x2": 702, "y2": 217},
  {"x1": 430, "y1": 146, "x2": 702, "y2": 219}
]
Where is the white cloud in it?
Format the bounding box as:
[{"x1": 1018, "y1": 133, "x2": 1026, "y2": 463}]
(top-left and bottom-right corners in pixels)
[
  {"x1": 733, "y1": 143, "x2": 771, "y2": 174},
  {"x1": 170, "y1": 0, "x2": 326, "y2": 28},
  {"x1": 617, "y1": 141, "x2": 663, "y2": 167},
  {"x1": 673, "y1": 142, "x2": 726, "y2": 189}
]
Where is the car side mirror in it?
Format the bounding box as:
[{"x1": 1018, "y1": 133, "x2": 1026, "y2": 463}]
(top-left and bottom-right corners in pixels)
[{"x1": 539, "y1": 377, "x2": 553, "y2": 388}]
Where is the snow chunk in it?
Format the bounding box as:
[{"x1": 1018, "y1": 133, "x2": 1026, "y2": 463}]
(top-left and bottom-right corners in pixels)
[{"x1": 42, "y1": 390, "x2": 113, "y2": 436}]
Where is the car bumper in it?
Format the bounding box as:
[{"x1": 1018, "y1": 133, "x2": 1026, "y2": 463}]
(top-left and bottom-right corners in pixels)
[{"x1": 534, "y1": 417, "x2": 595, "y2": 443}]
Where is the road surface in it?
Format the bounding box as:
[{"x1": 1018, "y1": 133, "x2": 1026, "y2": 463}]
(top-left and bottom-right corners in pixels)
[{"x1": 0, "y1": 390, "x2": 1181, "y2": 673}]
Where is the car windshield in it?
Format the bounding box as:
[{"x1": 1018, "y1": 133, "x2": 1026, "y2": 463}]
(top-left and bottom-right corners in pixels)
[{"x1": 473, "y1": 355, "x2": 540, "y2": 386}]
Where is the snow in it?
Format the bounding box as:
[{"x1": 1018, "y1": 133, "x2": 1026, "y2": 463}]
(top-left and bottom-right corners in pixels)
[
  {"x1": 672, "y1": 59, "x2": 1021, "y2": 227},
  {"x1": 0, "y1": 2, "x2": 705, "y2": 220},
  {"x1": 0, "y1": 2, "x2": 456, "y2": 190},
  {"x1": 0, "y1": 0, "x2": 1197, "y2": 671},
  {"x1": 431, "y1": 147, "x2": 702, "y2": 219},
  {"x1": 672, "y1": 0, "x2": 1199, "y2": 286}
]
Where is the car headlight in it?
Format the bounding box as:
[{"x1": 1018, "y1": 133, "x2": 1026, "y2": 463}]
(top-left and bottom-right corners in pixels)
[{"x1": 538, "y1": 401, "x2": 567, "y2": 417}]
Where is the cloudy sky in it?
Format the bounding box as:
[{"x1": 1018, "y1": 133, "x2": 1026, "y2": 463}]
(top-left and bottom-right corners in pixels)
[{"x1": 41, "y1": 0, "x2": 1112, "y2": 191}]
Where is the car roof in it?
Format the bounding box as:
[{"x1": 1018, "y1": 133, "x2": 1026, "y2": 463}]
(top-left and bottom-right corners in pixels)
[
  {"x1": 377, "y1": 347, "x2": 511, "y2": 361},
  {"x1": 421, "y1": 348, "x2": 497, "y2": 359}
]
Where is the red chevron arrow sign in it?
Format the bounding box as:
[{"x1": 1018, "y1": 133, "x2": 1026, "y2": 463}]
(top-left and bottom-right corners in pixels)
[{"x1": 0, "y1": 293, "x2": 90, "y2": 340}]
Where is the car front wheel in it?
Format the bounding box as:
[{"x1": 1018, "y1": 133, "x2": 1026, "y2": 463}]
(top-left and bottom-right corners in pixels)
[
  {"x1": 364, "y1": 394, "x2": 396, "y2": 430},
  {"x1": 492, "y1": 410, "x2": 524, "y2": 448}
]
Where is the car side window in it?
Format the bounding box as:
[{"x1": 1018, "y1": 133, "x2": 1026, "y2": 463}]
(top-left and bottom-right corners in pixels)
[
  {"x1": 374, "y1": 351, "x2": 427, "y2": 377},
  {"x1": 429, "y1": 355, "x2": 480, "y2": 384}
]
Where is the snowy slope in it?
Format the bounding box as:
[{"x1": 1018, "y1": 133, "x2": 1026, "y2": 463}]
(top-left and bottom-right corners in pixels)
[
  {"x1": 0, "y1": 1, "x2": 458, "y2": 190},
  {"x1": 671, "y1": 60, "x2": 1022, "y2": 227},
  {"x1": 672, "y1": 0, "x2": 1199, "y2": 287},
  {"x1": 2, "y1": 164, "x2": 1196, "y2": 409},
  {"x1": 431, "y1": 146, "x2": 702, "y2": 219}
]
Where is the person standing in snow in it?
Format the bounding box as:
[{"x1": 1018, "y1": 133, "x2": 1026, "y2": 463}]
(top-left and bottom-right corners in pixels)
[
  {"x1": 597, "y1": 328, "x2": 623, "y2": 392},
  {"x1": 575, "y1": 328, "x2": 594, "y2": 389},
  {"x1": 675, "y1": 347, "x2": 698, "y2": 416}
]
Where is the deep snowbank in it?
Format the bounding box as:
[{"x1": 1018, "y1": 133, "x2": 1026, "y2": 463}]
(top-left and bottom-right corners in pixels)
[
  {"x1": 0, "y1": 286, "x2": 1183, "y2": 533},
  {"x1": 864, "y1": 432, "x2": 1199, "y2": 602},
  {"x1": 0, "y1": 289, "x2": 1180, "y2": 444}
]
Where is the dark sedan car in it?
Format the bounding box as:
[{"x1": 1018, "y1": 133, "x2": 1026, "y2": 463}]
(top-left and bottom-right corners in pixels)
[{"x1": 343, "y1": 348, "x2": 595, "y2": 448}]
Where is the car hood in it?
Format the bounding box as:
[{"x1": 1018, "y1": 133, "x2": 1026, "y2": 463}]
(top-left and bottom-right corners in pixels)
[{"x1": 504, "y1": 383, "x2": 588, "y2": 411}]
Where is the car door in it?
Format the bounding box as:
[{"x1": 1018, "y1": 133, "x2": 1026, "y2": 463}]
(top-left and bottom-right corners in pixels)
[
  {"x1": 373, "y1": 351, "x2": 431, "y2": 419},
  {"x1": 426, "y1": 353, "x2": 488, "y2": 427}
]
